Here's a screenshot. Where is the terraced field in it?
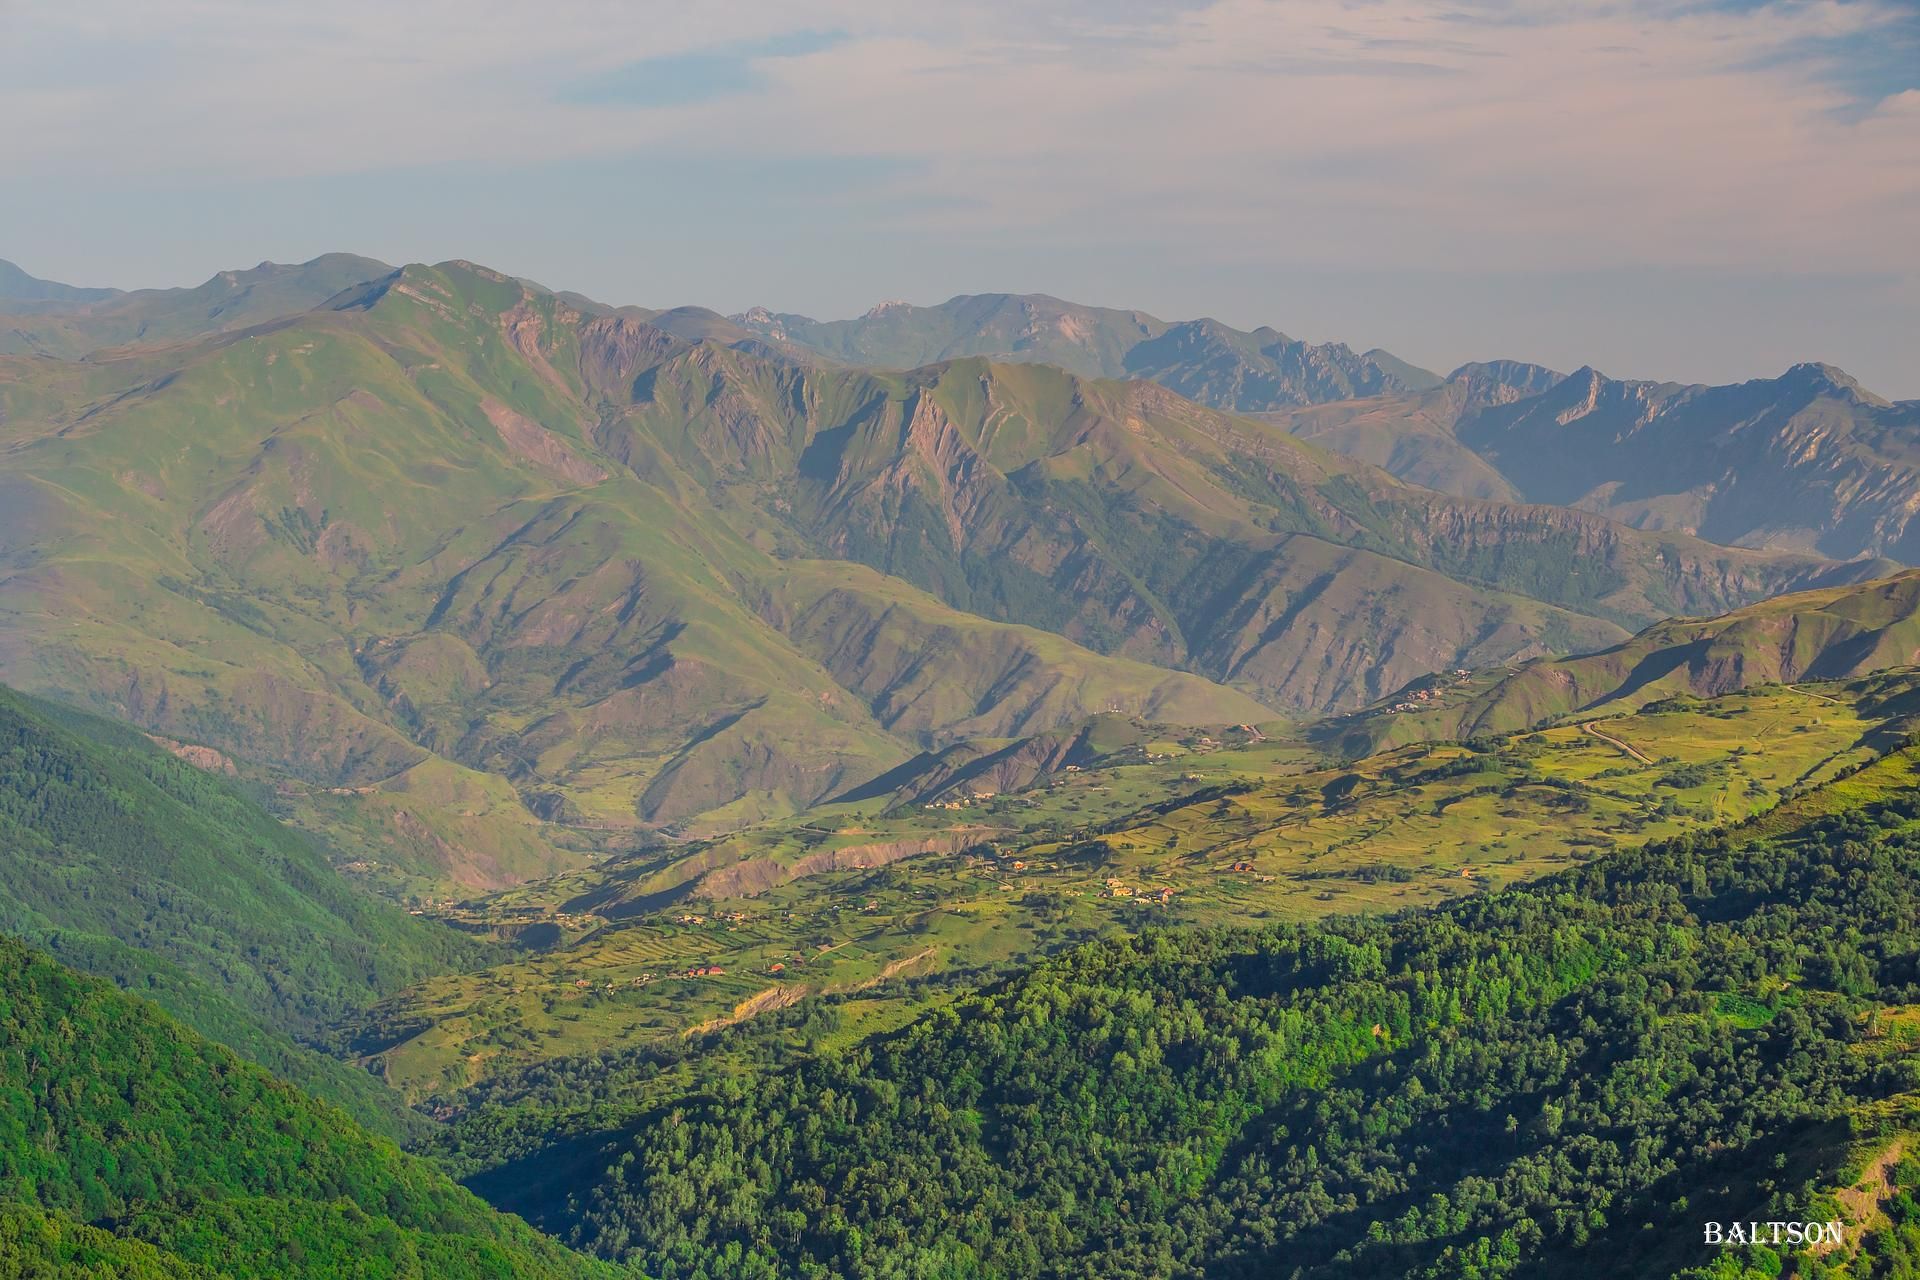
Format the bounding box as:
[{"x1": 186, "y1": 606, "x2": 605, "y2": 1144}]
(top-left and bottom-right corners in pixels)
[{"x1": 358, "y1": 673, "x2": 1920, "y2": 1098}]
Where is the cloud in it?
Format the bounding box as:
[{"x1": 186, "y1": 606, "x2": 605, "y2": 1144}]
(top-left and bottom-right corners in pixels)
[
  {"x1": 1, "y1": 0, "x2": 1915, "y2": 279},
  {"x1": 559, "y1": 30, "x2": 846, "y2": 107}
]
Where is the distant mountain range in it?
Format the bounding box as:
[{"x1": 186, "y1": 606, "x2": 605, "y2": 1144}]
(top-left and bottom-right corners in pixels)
[
  {"x1": 11, "y1": 253, "x2": 1920, "y2": 1280},
  {"x1": 1266, "y1": 358, "x2": 1920, "y2": 560},
  {"x1": 731, "y1": 292, "x2": 1443, "y2": 410},
  {"x1": 2, "y1": 256, "x2": 1889, "y2": 890},
  {"x1": 0, "y1": 257, "x2": 120, "y2": 305},
  {"x1": 735, "y1": 293, "x2": 1920, "y2": 562},
  {"x1": 10, "y1": 257, "x2": 1914, "y2": 562},
  {"x1": 0, "y1": 253, "x2": 392, "y2": 356}
]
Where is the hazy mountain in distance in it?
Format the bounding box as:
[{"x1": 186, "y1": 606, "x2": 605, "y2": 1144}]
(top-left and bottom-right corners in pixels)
[
  {"x1": 1260, "y1": 360, "x2": 1566, "y2": 500},
  {"x1": 0, "y1": 257, "x2": 121, "y2": 306},
  {"x1": 0, "y1": 252, "x2": 394, "y2": 357},
  {"x1": 1265, "y1": 359, "x2": 1920, "y2": 561},
  {"x1": 1458, "y1": 362, "x2": 1920, "y2": 558},
  {"x1": 732, "y1": 292, "x2": 1443, "y2": 410}
]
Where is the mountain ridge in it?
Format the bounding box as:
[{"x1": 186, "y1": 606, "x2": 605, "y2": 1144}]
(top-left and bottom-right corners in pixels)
[
  {"x1": 0, "y1": 257, "x2": 122, "y2": 306},
  {"x1": 0, "y1": 255, "x2": 1892, "y2": 888},
  {"x1": 1325, "y1": 567, "x2": 1920, "y2": 753},
  {"x1": 0, "y1": 252, "x2": 395, "y2": 358},
  {"x1": 1269, "y1": 357, "x2": 1920, "y2": 561},
  {"x1": 729, "y1": 290, "x2": 1444, "y2": 410}
]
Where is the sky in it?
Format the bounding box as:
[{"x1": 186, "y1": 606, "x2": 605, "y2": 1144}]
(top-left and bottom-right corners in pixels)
[{"x1": 1, "y1": 0, "x2": 1916, "y2": 394}]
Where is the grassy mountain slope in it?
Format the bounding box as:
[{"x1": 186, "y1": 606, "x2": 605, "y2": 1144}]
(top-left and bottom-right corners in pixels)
[
  {"x1": 597, "y1": 333, "x2": 1876, "y2": 708},
  {"x1": 458, "y1": 762, "x2": 1920, "y2": 1279},
  {"x1": 762, "y1": 558, "x2": 1272, "y2": 738},
  {"x1": 731, "y1": 294, "x2": 1169, "y2": 376},
  {"x1": 0, "y1": 254, "x2": 393, "y2": 358},
  {"x1": 0, "y1": 935, "x2": 621, "y2": 1279},
  {"x1": 1332, "y1": 569, "x2": 1920, "y2": 752},
  {"x1": 0, "y1": 262, "x2": 1291, "y2": 881},
  {"x1": 0, "y1": 258, "x2": 1884, "y2": 883},
  {"x1": 0, "y1": 684, "x2": 480, "y2": 1132},
  {"x1": 730, "y1": 293, "x2": 1442, "y2": 411}
]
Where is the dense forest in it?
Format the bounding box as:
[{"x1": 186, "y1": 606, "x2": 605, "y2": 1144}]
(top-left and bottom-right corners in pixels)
[
  {"x1": 0, "y1": 934, "x2": 620, "y2": 1279},
  {"x1": 0, "y1": 687, "x2": 484, "y2": 1132},
  {"x1": 444, "y1": 801, "x2": 1920, "y2": 1279},
  {"x1": 8, "y1": 679, "x2": 1920, "y2": 1277}
]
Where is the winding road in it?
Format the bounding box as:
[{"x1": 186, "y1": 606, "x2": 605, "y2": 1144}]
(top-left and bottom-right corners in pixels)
[{"x1": 1583, "y1": 720, "x2": 1655, "y2": 764}]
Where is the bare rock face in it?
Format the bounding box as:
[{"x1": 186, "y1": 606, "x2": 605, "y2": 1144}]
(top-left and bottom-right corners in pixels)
[{"x1": 145, "y1": 734, "x2": 238, "y2": 775}]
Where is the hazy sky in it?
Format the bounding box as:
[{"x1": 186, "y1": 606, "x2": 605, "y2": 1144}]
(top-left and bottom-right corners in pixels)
[{"x1": 3, "y1": 0, "x2": 1916, "y2": 394}]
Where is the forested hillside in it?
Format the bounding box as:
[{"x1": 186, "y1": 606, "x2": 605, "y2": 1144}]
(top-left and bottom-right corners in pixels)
[
  {"x1": 455, "y1": 765, "x2": 1920, "y2": 1279},
  {"x1": 0, "y1": 253, "x2": 393, "y2": 357},
  {"x1": 0, "y1": 936, "x2": 622, "y2": 1278},
  {"x1": 0, "y1": 685, "x2": 481, "y2": 1132}
]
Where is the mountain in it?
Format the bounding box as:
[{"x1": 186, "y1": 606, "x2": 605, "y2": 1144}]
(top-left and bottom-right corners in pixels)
[
  {"x1": 1326, "y1": 568, "x2": 1920, "y2": 752},
  {"x1": 0, "y1": 683, "x2": 480, "y2": 1132},
  {"x1": 0, "y1": 253, "x2": 393, "y2": 357},
  {"x1": 1265, "y1": 359, "x2": 1920, "y2": 561},
  {"x1": 0, "y1": 258, "x2": 1887, "y2": 889},
  {"x1": 731, "y1": 292, "x2": 1444, "y2": 410},
  {"x1": 0, "y1": 257, "x2": 120, "y2": 306},
  {"x1": 1260, "y1": 359, "x2": 1565, "y2": 500},
  {"x1": 0, "y1": 934, "x2": 619, "y2": 1279},
  {"x1": 457, "y1": 761, "x2": 1920, "y2": 1278}
]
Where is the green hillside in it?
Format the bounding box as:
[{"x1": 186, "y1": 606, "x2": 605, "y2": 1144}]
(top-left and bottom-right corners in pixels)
[
  {"x1": 456, "y1": 762, "x2": 1920, "y2": 1279},
  {"x1": 0, "y1": 684, "x2": 480, "y2": 1131},
  {"x1": 0, "y1": 935, "x2": 623, "y2": 1279},
  {"x1": 1328, "y1": 570, "x2": 1920, "y2": 754},
  {"x1": 0, "y1": 257, "x2": 1887, "y2": 894}
]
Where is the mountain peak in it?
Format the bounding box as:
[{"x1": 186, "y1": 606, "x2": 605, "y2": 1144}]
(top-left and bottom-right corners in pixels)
[
  {"x1": 0, "y1": 257, "x2": 122, "y2": 305},
  {"x1": 1779, "y1": 361, "x2": 1883, "y2": 404},
  {"x1": 1443, "y1": 360, "x2": 1566, "y2": 413}
]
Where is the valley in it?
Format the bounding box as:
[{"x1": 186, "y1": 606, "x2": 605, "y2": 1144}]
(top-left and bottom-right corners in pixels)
[
  {"x1": 2, "y1": 250, "x2": 1918, "y2": 1279},
  {"x1": 352, "y1": 669, "x2": 1919, "y2": 1099},
  {"x1": 9, "y1": 1, "x2": 1918, "y2": 1272}
]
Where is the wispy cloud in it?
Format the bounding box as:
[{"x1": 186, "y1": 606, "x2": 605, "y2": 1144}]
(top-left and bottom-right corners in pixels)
[
  {"x1": 1, "y1": 0, "x2": 1915, "y2": 278},
  {"x1": 559, "y1": 30, "x2": 846, "y2": 108}
]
